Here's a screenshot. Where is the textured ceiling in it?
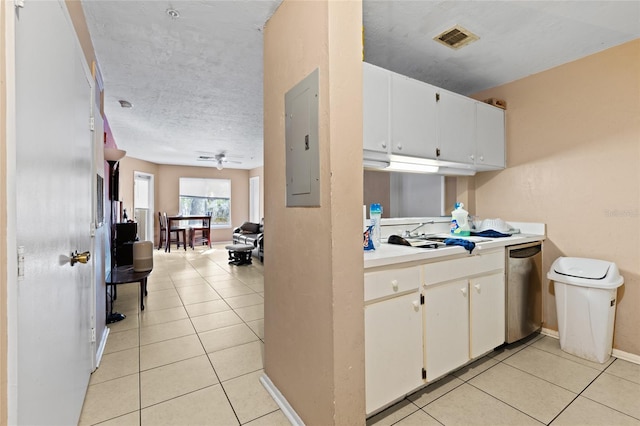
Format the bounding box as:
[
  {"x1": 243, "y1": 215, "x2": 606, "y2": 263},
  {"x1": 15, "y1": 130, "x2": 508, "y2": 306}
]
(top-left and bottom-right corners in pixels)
[{"x1": 82, "y1": 1, "x2": 640, "y2": 169}]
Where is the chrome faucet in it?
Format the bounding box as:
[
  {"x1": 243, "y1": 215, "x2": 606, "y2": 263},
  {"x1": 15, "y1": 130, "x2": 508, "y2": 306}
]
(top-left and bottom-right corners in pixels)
[{"x1": 403, "y1": 221, "x2": 434, "y2": 237}]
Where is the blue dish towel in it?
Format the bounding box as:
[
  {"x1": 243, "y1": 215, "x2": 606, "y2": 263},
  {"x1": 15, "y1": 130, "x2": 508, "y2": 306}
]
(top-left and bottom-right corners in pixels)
[
  {"x1": 471, "y1": 230, "x2": 512, "y2": 238},
  {"x1": 444, "y1": 238, "x2": 476, "y2": 253}
]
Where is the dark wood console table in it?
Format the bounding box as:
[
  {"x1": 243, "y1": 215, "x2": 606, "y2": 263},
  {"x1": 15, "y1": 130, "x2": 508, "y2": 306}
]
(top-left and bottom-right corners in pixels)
[{"x1": 105, "y1": 265, "x2": 151, "y2": 323}]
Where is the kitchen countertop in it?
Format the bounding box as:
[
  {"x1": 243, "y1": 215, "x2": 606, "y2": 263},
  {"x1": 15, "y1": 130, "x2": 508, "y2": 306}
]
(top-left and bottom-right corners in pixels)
[{"x1": 364, "y1": 233, "x2": 545, "y2": 269}]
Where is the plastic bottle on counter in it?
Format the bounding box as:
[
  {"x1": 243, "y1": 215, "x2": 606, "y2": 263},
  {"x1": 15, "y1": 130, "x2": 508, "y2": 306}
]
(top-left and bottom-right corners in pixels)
[
  {"x1": 370, "y1": 203, "x2": 382, "y2": 248},
  {"x1": 450, "y1": 202, "x2": 471, "y2": 236}
]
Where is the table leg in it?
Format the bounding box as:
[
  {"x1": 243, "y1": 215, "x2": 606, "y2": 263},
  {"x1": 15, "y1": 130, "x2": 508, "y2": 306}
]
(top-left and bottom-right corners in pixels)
[
  {"x1": 106, "y1": 284, "x2": 126, "y2": 324},
  {"x1": 140, "y1": 278, "x2": 146, "y2": 311}
]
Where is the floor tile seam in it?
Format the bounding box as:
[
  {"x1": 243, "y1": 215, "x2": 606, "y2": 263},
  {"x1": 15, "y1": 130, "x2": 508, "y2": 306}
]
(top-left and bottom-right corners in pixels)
[
  {"x1": 138, "y1": 383, "x2": 229, "y2": 414},
  {"x1": 139, "y1": 332, "x2": 199, "y2": 348},
  {"x1": 139, "y1": 353, "x2": 212, "y2": 374},
  {"x1": 237, "y1": 408, "x2": 282, "y2": 426},
  {"x1": 463, "y1": 381, "x2": 548, "y2": 425},
  {"x1": 86, "y1": 371, "x2": 140, "y2": 389},
  {"x1": 528, "y1": 344, "x2": 609, "y2": 372},
  {"x1": 374, "y1": 398, "x2": 429, "y2": 425},
  {"x1": 571, "y1": 364, "x2": 639, "y2": 419},
  {"x1": 452, "y1": 356, "x2": 503, "y2": 383},
  {"x1": 602, "y1": 359, "x2": 640, "y2": 387},
  {"x1": 577, "y1": 393, "x2": 640, "y2": 421},
  {"x1": 495, "y1": 359, "x2": 586, "y2": 395},
  {"x1": 409, "y1": 377, "x2": 465, "y2": 409},
  {"x1": 219, "y1": 367, "x2": 266, "y2": 385},
  {"x1": 229, "y1": 307, "x2": 263, "y2": 341}
]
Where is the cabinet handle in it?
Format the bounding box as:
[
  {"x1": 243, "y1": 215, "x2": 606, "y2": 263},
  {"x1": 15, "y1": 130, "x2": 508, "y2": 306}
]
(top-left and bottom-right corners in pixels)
[
  {"x1": 391, "y1": 279, "x2": 399, "y2": 291},
  {"x1": 474, "y1": 283, "x2": 481, "y2": 292},
  {"x1": 396, "y1": 144, "x2": 403, "y2": 151},
  {"x1": 412, "y1": 300, "x2": 420, "y2": 310},
  {"x1": 381, "y1": 142, "x2": 387, "y2": 149},
  {"x1": 460, "y1": 287, "x2": 467, "y2": 296},
  {"x1": 479, "y1": 155, "x2": 484, "y2": 162},
  {"x1": 470, "y1": 154, "x2": 475, "y2": 161}
]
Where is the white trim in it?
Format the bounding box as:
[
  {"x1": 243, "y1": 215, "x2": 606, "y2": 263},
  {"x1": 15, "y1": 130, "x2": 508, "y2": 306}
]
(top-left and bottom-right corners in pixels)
[
  {"x1": 541, "y1": 328, "x2": 639, "y2": 365},
  {"x1": 612, "y1": 349, "x2": 640, "y2": 365},
  {"x1": 260, "y1": 373, "x2": 305, "y2": 426},
  {"x1": 5, "y1": 0, "x2": 18, "y2": 422},
  {"x1": 95, "y1": 328, "x2": 110, "y2": 368}
]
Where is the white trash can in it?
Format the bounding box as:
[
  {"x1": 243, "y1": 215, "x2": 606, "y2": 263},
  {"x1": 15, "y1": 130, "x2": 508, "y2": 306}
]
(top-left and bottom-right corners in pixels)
[{"x1": 547, "y1": 257, "x2": 624, "y2": 363}]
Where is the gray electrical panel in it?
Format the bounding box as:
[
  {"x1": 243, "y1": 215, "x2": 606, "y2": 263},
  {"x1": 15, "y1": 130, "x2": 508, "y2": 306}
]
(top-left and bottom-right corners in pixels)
[{"x1": 285, "y1": 68, "x2": 320, "y2": 207}]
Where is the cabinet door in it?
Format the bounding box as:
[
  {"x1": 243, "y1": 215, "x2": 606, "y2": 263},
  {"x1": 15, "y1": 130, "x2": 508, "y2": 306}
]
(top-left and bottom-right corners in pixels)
[
  {"x1": 424, "y1": 280, "x2": 469, "y2": 381},
  {"x1": 476, "y1": 102, "x2": 505, "y2": 169},
  {"x1": 437, "y1": 91, "x2": 475, "y2": 164},
  {"x1": 363, "y1": 62, "x2": 390, "y2": 153},
  {"x1": 390, "y1": 73, "x2": 438, "y2": 158},
  {"x1": 470, "y1": 273, "x2": 505, "y2": 358},
  {"x1": 365, "y1": 291, "x2": 423, "y2": 415}
]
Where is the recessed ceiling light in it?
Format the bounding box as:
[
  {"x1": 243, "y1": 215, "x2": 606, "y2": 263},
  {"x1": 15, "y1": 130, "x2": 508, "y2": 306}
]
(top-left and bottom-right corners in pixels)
[
  {"x1": 166, "y1": 8, "x2": 180, "y2": 19},
  {"x1": 118, "y1": 100, "x2": 133, "y2": 108}
]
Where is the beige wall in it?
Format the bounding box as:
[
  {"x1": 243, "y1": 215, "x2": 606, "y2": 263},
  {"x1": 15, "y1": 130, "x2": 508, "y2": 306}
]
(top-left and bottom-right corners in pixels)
[
  {"x1": 118, "y1": 157, "x2": 250, "y2": 244},
  {"x1": 263, "y1": 0, "x2": 364, "y2": 424},
  {"x1": 470, "y1": 39, "x2": 640, "y2": 355},
  {"x1": 363, "y1": 170, "x2": 391, "y2": 218}
]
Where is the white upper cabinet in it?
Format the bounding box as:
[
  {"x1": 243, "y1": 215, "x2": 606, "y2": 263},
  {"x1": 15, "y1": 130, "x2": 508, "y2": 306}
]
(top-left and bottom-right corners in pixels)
[
  {"x1": 362, "y1": 63, "x2": 506, "y2": 172},
  {"x1": 437, "y1": 90, "x2": 476, "y2": 164},
  {"x1": 363, "y1": 62, "x2": 391, "y2": 154},
  {"x1": 475, "y1": 102, "x2": 506, "y2": 170},
  {"x1": 390, "y1": 73, "x2": 438, "y2": 158}
]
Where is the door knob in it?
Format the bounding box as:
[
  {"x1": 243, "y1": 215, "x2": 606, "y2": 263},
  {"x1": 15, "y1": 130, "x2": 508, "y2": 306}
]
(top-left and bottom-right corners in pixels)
[{"x1": 70, "y1": 250, "x2": 91, "y2": 266}]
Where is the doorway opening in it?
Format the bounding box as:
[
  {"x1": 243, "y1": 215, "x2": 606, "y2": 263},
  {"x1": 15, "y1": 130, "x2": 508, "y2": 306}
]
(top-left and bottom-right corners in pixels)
[{"x1": 134, "y1": 172, "x2": 154, "y2": 242}]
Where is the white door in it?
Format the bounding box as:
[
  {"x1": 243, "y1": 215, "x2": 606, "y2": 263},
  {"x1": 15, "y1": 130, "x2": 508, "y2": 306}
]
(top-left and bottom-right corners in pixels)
[
  {"x1": 134, "y1": 171, "x2": 154, "y2": 241},
  {"x1": 390, "y1": 73, "x2": 438, "y2": 158},
  {"x1": 363, "y1": 62, "x2": 390, "y2": 153},
  {"x1": 15, "y1": 2, "x2": 94, "y2": 424},
  {"x1": 365, "y1": 291, "x2": 423, "y2": 415},
  {"x1": 424, "y1": 280, "x2": 469, "y2": 381},
  {"x1": 249, "y1": 176, "x2": 260, "y2": 223},
  {"x1": 470, "y1": 273, "x2": 506, "y2": 358}
]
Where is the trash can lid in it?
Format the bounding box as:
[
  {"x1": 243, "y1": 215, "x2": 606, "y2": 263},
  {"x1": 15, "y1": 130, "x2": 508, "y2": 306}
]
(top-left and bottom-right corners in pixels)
[{"x1": 547, "y1": 257, "x2": 624, "y2": 289}]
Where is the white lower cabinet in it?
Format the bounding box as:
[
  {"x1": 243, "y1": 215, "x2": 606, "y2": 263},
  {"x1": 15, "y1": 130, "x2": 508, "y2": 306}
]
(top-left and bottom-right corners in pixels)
[
  {"x1": 470, "y1": 273, "x2": 505, "y2": 358},
  {"x1": 365, "y1": 267, "x2": 423, "y2": 415},
  {"x1": 365, "y1": 251, "x2": 506, "y2": 414},
  {"x1": 423, "y1": 250, "x2": 505, "y2": 382},
  {"x1": 424, "y1": 279, "x2": 469, "y2": 381}
]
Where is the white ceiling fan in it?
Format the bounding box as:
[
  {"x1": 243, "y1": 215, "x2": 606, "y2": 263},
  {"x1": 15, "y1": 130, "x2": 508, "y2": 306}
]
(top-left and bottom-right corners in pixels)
[{"x1": 196, "y1": 152, "x2": 242, "y2": 170}]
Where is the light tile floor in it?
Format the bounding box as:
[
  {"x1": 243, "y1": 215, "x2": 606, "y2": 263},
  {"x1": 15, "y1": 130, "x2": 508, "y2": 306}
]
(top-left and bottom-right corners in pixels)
[
  {"x1": 369, "y1": 334, "x2": 640, "y2": 426},
  {"x1": 81, "y1": 244, "x2": 640, "y2": 425},
  {"x1": 79, "y1": 244, "x2": 289, "y2": 426}
]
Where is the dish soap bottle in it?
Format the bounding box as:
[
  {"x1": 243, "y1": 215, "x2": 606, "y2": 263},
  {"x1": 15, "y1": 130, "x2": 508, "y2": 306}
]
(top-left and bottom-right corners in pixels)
[
  {"x1": 450, "y1": 202, "x2": 471, "y2": 236},
  {"x1": 370, "y1": 203, "x2": 382, "y2": 248}
]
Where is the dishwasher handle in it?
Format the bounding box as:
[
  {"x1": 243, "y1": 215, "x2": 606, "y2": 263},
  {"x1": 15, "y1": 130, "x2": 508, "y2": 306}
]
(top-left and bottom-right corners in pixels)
[{"x1": 509, "y1": 244, "x2": 541, "y2": 259}]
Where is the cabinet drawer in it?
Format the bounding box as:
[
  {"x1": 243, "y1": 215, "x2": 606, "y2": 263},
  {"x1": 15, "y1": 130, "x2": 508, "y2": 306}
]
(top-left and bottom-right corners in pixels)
[
  {"x1": 424, "y1": 250, "x2": 504, "y2": 286},
  {"x1": 365, "y1": 266, "x2": 421, "y2": 302}
]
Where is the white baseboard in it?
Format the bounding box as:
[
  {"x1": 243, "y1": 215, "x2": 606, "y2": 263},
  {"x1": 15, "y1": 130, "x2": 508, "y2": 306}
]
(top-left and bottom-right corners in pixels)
[
  {"x1": 95, "y1": 327, "x2": 110, "y2": 368},
  {"x1": 612, "y1": 349, "x2": 640, "y2": 365},
  {"x1": 540, "y1": 327, "x2": 559, "y2": 338},
  {"x1": 260, "y1": 373, "x2": 304, "y2": 426},
  {"x1": 541, "y1": 327, "x2": 639, "y2": 365}
]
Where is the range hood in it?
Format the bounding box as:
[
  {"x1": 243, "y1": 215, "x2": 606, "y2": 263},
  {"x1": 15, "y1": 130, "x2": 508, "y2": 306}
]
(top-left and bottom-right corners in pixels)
[{"x1": 363, "y1": 151, "x2": 476, "y2": 176}]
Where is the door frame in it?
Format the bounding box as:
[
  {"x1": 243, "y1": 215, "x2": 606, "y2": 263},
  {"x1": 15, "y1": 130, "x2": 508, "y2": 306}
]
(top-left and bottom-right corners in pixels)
[{"x1": 133, "y1": 171, "x2": 154, "y2": 243}]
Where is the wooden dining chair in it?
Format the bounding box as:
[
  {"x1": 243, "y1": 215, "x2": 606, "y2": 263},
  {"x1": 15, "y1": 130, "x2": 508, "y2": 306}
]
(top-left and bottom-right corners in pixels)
[
  {"x1": 157, "y1": 211, "x2": 166, "y2": 250},
  {"x1": 189, "y1": 216, "x2": 211, "y2": 249},
  {"x1": 163, "y1": 212, "x2": 186, "y2": 252}
]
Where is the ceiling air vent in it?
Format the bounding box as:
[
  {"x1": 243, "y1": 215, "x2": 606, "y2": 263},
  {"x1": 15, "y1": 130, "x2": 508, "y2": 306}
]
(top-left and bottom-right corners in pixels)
[{"x1": 434, "y1": 25, "x2": 479, "y2": 50}]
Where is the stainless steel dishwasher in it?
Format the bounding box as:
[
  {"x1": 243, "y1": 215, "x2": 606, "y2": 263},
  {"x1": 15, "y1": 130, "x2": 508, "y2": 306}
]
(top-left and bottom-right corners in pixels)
[{"x1": 505, "y1": 241, "x2": 543, "y2": 343}]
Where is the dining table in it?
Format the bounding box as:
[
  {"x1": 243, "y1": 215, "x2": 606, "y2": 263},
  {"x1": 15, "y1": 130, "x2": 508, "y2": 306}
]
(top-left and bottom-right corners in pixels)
[{"x1": 166, "y1": 215, "x2": 211, "y2": 251}]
